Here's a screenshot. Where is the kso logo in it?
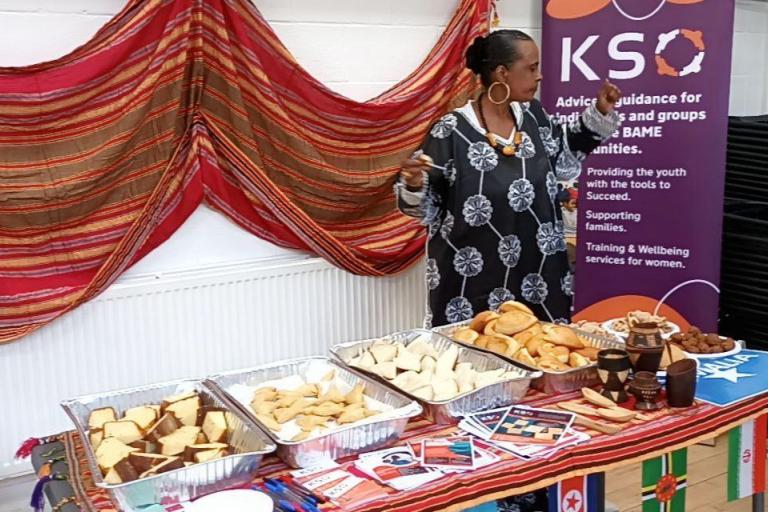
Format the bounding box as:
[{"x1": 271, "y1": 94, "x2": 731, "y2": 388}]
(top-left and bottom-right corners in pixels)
[{"x1": 561, "y1": 29, "x2": 706, "y2": 82}]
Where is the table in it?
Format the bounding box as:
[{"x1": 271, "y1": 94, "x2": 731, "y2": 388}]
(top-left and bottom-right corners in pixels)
[{"x1": 33, "y1": 390, "x2": 768, "y2": 512}]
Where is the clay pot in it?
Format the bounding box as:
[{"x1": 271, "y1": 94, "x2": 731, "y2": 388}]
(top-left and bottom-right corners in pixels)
[
  {"x1": 626, "y1": 322, "x2": 665, "y2": 373},
  {"x1": 597, "y1": 349, "x2": 630, "y2": 403},
  {"x1": 628, "y1": 371, "x2": 662, "y2": 410},
  {"x1": 665, "y1": 359, "x2": 697, "y2": 408}
]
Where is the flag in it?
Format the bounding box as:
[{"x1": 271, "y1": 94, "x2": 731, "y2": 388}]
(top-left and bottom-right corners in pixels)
[
  {"x1": 548, "y1": 474, "x2": 600, "y2": 512},
  {"x1": 641, "y1": 449, "x2": 687, "y2": 512},
  {"x1": 727, "y1": 414, "x2": 767, "y2": 501}
]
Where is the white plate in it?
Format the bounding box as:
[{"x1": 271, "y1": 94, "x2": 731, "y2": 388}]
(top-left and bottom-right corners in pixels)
[
  {"x1": 187, "y1": 489, "x2": 273, "y2": 512},
  {"x1": 677, "y1": 337, "x2": 743, "y2": 359},
  {"x1": 602, "y1": 318, "x2": 680, "y2": 340}
]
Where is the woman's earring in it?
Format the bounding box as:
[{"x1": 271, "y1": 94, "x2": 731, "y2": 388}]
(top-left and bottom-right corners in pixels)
[{"x1": 487, "y1": 81, "x2": 511, "y2": 105}]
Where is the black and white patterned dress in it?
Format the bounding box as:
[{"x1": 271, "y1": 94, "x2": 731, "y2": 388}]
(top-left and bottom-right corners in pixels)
[{"x1": 397, "y1": 99, "x2": 619, "y2": 327}]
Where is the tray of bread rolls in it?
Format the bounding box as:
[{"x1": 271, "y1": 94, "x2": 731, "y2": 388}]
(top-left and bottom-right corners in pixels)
[
  {"x1": 330, "y1": 329, "x2": 541, "y2": 424},
  {"x1": 61, "y1": 379, "x2": 276, "y2": 511},
  {"x1": 432, "y1": 301, "x2": 624, "y2": 395},
  {"x1": 205, "y1": 357, "x2": 422, "y2": 468}
]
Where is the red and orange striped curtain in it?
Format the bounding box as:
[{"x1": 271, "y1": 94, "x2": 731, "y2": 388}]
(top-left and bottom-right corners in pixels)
[{"x1": 0, "y1": 0, "x2": 489, "y2": 343}]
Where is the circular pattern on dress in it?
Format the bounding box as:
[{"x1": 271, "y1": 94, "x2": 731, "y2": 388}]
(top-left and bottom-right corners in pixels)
[
  {"x1": 561, "y1": 271, "x2": 574, "y2": 297},
  {"x1": 426, "y1": 258, "x2": 441, "y2": 290},
  {"x1": 467, "y1": 141, "x2": 498, "y2": 173},
  {"x1": 488, "y1": 287, "x2": 514, "y2": 311},
  {"x1": 507, "y1": 178, "x2": 535, "y2": 212},
  {"x1": 521, "y1": 273, "x2": 548, "y2": 304},
  {"x1": 539, "y1": 126, "x2": 560, "y2": 157},
  {"x1": 453, "y1": 246, "x2": 484, "y2": 277},
  {"x1": 445, "y1": 296, "x2": 474, "y2": 323},
  {"x1": 440, "y1": 211, "x2": 454, "y2": 239},
  {"x1": 556, "y1": 150, "x2": 582, "y2": 181},
  {"x1": 430, "y1": 114, "x2": 458, "y2": 138},
  {"x1": 462, "y1": 194, "x2": 494, "y2": 227},
  {"x1": 421, "y1": 191, "x2": 441, "y2": 227},
  {"x1": 498, "y1": 234, "x2": 522, "y2": 268},
  {"x1": 515, "y1": 132, "x2": 536, "y2": 159},
  {"x1": 546, "y1": 172, "x2": 559, "y2": 202},
  {"x1": 555, "y1": 220, "x2": 567, "y2": 252},
  {"x1": 536, "y1": 222, "x2": 561, "y2": 256},
  {"x1": 443, "y1": 158, "x2": 456, "y2": 185}
]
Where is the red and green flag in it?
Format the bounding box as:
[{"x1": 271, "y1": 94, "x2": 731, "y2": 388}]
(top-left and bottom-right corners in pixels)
[
  {"x1": 727, "y1": 414, "x2": 767, "y2": 501},
  {"x1": 641, "y1": 448, "x2": 687, "y2": 512}
]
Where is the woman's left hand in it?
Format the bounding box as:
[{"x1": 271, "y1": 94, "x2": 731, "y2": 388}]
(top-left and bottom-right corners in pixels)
[{"x1": 596, "y1": 80, "x2": 622, "y2": 115}]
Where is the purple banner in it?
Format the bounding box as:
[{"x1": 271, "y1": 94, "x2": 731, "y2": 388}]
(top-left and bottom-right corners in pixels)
[{"x1": 541, "y1": 0, "x2": 735, "y2": 330}]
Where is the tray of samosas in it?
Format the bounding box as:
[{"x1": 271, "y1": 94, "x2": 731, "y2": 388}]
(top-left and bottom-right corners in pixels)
[{"x1": 205, "y1": 357, "x2": 422, "y2": 467}]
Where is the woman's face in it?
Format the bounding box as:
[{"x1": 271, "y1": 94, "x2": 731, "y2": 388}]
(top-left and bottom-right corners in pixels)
[{"x1": 493, "y1": 40, "x2": 542, "y2": 103}]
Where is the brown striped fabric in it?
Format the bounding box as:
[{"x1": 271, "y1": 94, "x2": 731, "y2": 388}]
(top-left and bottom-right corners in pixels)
[{"x1": 0, "y1": 0, "x2": 489, "y2": 343}]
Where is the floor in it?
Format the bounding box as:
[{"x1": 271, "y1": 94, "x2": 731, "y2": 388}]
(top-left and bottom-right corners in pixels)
[{"x1": 0, "y1": 436, "x2": 761, "y2": 511}]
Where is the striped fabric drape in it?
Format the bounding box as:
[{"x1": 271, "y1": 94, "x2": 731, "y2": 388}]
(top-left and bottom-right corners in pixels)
[{"x1": 0, "y1": 0, "x2": 489, "y2": 343}]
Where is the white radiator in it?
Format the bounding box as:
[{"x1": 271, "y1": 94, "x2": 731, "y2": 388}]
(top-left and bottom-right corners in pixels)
[{"x1": 0, "y1": 257, "x2": 426, "y2": 478}]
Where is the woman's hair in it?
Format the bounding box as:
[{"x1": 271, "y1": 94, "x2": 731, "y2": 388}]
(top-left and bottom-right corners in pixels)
[{"x1": 465, "y1": 30, "x2": 534, "y2": 86}]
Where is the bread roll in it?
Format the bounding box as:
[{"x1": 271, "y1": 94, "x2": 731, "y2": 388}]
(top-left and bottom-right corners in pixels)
[
  {"x1": 575, "y1": 347, "x2": 600, "y2": 361},
  {"x1": 499, "y1": 301, "x2": 535, "y2": 316},
  {"x1": 551, "y1": 345, "x2": 571, "y2": 364},
  {"x1": 526, "y1": 335, "x2": 546, "y2": 357},
  {"x1": 483, "y1": 319, "x2": 499, "y2": 335},
  {"x1": 537, "y1": 357, "x2": 570, "y2": 372},
  {"x1": 469, "y1": 311, "x2": 501, "y2": 332},
  {"x1": 514, "y1": 347, "x2": 537, "y2": 367},
  {"x1": 569, "y1": 351, "x2": 591, "y2": 368},
  {"x1": 453, "y1": 327, "x2": 480, "y2": 345},
  {"x1": 496, "y1": 311, "x2": 538, "y2": 335},
  {"x1": 543, "y1": 325, "x2": 584, "y2": 349},
  {"x1": 475, "y1": 335, "x2": 493, "y2": 349}
]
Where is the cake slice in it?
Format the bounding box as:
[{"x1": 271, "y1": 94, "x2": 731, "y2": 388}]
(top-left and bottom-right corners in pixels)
[
  {"x1": 113, "y1": 457, "x2": 139, "y2": 483},
  {"x1": 88, "y1": 408, "x2": 117, "y2": 430},
  {"x1": 128, "y1": 440, "x2": 156, "y2": 453},
  {"x1": 161, "y1": 391, "x2": 197, "y2": 410},
  {"x1": 123, "y1": 406, "x2": 158, "y2": 430},
  {"x1": 165, "y1": 396, "x2": 201, "y2": 427},
  {"x1": 103, "y1": 467, "x2": 122, "y2": 484},
  {"x1": 202, "y1": 411, "x2": 228, "y2": 443},
  {"x1": 183, "y1": 443, "x2": 229, "y2": 462},
  {"x1": 103, "y1": 420, "x2": 144, "y2": 445},
  {"x1": 128, "y1": 452, "x2": 168, "y2": 473},
  {"x1": 145, "y1": 413, "x2": 179, "y2": 442},
  {"x1": 139, "y1": 456, "x2": 184, "y2": 478},
  {"x1": 158, "y1": 426, "x2": 201, "y2": 456},
  {"x1": 89, "y1": 429, "x2": 104, "y2": 451},
  {"x1": 95, "y1": 438, "x2": 138, "y2": 471},
  {"x1": 194, "y1": 448, "x2": 227, "y2": 463}
]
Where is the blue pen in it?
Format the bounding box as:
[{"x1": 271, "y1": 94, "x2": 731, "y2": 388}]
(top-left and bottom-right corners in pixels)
[
  {"x1": 265, "y1": 480, "x2": 319, "y2": 512},
  {"x1": 253, "y1": 484, "x2": 293, "y2": 512}
]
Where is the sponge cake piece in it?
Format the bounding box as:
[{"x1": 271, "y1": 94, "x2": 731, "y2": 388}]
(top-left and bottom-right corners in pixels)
[
  {"x1": 128, "y1": 452, "x2": 168, "y2": 473},
  {"x1": 103, "y1": 420, "x2": 144, "y2": 445},
  {"x1": 124, "y1": 406, "x2": 158, "y2": 430},
  {"x1": 202, "y1": 411, "x2": 228, "y2": 443},
  {"x1": 95, "y1": 438, "x2": 139, "y2": 471},
  {"x1": 139, "y1": 456, "x2": 184, "y2": 478},
  {"x1": 145, "y1": 413, "x2": 179, "y2": 443},
  {"x1": 88, "y1": 408, "x2": 117, "y2": 430},
  {"x1": 158, "y1": 426, "x2": 201, "y2": 456},
  {"x1": 165, "y1": 396, "x2": 201, "y2": 427},
  {"x1": 194, "y1": 449, "x2": 227, "y2": 463}
]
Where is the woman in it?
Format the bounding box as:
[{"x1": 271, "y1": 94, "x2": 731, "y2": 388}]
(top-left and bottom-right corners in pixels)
[{"x1": 396, "y1": 30, "x2": 621, "y2": 328}]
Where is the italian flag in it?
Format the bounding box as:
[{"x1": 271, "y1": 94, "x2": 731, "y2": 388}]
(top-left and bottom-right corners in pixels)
[
  {"x1": 641, "y1": 448, "x2": 687, "y2": 512},
  {"x1": 727, "y1": 414, "x2": 767, "y2": 501}
]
